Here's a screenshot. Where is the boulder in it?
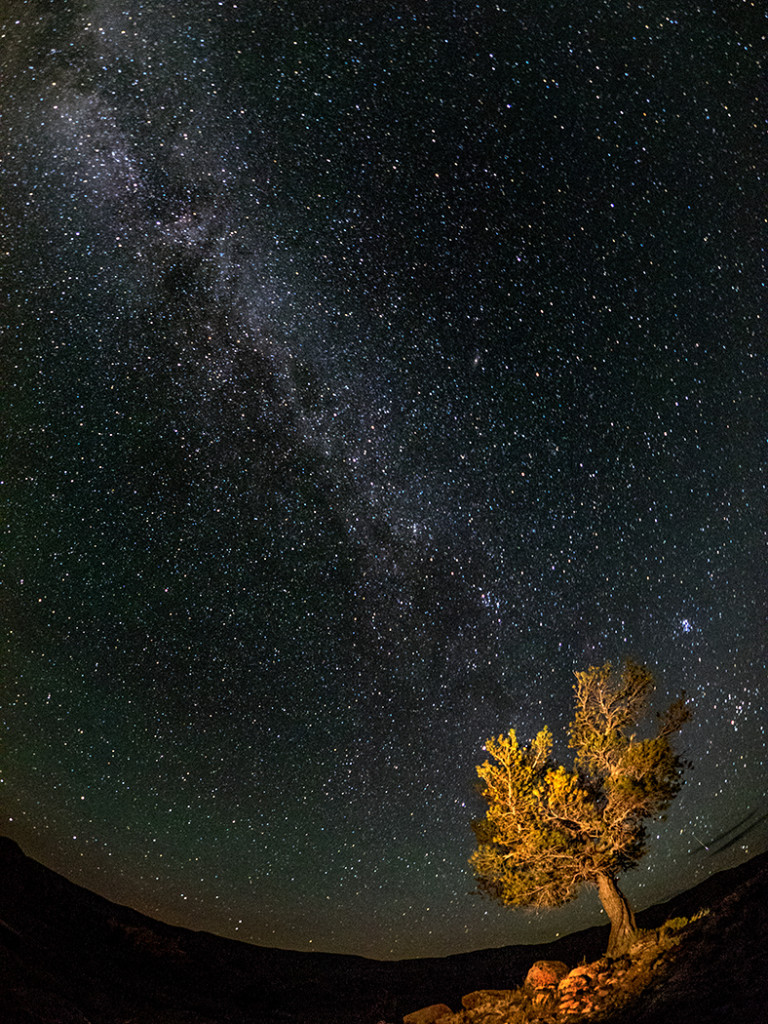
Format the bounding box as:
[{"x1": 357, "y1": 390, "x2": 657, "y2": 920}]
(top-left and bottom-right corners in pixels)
[
  {"x1": 559, "y1": 962, "x2": 599, "y2": 994},
  {"x1": 461, "y1": 989, "x2": 515, "y2": 1010},
  {"x1": 403, "y1": 1003, "x2": 453, "y2": 1024},
  {"x1": 525, "y1": 959, "x2": 570, "y2": 989},
  {"x1": 571, "y1": 963, "x2": 599, "y2": 981},
  {"x1": 559, "y1": 973, "x2": 591, "y2": 994}
]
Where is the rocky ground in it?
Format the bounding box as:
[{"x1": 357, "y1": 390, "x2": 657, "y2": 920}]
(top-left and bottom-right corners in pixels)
[
  {"x1": 401, "y1": 917, "x2": 711, "y2": 1024},
  {"x1": 400, "y1": 855, "x2": 768, "y2": 1024},
  {"x1": 0, "y1": 837, "x2": 765, "y2": 1023}
]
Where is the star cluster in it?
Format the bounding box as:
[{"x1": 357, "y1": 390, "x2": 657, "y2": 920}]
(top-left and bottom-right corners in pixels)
[{"x1": 1, "y1": 0, "x2": 765, "y2": 959}]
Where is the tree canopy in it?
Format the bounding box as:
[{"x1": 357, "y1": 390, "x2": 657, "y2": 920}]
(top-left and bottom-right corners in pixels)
[{"x1": 470, "y1": 661, "x2": 690, "y2": 955}]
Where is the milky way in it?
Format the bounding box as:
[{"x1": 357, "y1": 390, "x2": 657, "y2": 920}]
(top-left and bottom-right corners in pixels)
[{"x1": 1, "y1": 0, "x2": 765, "y2": 958}]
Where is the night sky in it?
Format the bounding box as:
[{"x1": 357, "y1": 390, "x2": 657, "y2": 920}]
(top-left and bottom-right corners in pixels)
[{"x1": 1, "y1": 0, "x2": 765, "y2": 960}]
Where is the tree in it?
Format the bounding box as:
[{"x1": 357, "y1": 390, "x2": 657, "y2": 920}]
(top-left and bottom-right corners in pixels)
[{"x1": 469, "y1": 661, "x2": 690, "y2": 956}]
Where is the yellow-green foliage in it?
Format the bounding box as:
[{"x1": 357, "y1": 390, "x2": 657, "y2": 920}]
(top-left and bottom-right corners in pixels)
[
  {"x1": 662, "y1": 916, "x2": 690, "y2": 933},
  {"x1": 470, "y1": 661, "x2": 690, "y2": 911},
  {"x1": 659, "y1": 907, "x2": 709, "y2": 937}
]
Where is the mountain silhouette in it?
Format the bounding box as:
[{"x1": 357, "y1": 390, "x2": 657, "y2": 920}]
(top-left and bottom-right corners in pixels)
[{"x1": 0, "y1": 836, "x2": 765, "y2": 1023}]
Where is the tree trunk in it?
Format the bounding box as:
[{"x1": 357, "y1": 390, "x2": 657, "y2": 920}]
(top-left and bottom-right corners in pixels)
[{"x1": 596, "y1": 873, "x2": 637, "y2": 957}]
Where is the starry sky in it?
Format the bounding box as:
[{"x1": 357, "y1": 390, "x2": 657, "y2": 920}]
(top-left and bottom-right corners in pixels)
[{"x1": 1, "y1": 0, "x2": 765, "y2": 960}]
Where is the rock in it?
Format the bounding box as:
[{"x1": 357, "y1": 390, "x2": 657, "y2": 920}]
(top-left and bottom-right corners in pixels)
[
  {"x1": 525, "y1": 959, "x2": 570, "y2": 989},
  {"x1": 559, "y1": 977, "x2": 588, "y2": 995},
  {"x1": 461, "y1": 989, "x2": 515, "y2": 1009},
  {"x1": 571, "y1": 963, "x2": 599, "y2": 981},
  {"x1": 532, "y1": 986, "x2": 558, "y2": 1009},
  {"x1": 403, "y1": 1003, "x2": 453, "y2": 1024},
  {"x1": 559, "y1": 995, "x2": 580, "y2": 1007},
  {"x1": 558, "y1": 963, "x2": 598, "y2": 993}
]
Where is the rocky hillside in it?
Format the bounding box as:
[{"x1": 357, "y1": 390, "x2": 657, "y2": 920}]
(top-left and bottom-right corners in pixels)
[
  {"x1": 400, "y1": 852, "x2": 768, "y2": 1024},
  {"x1": 0, "y1": 836, "x2": 765, "y2": 1023}
]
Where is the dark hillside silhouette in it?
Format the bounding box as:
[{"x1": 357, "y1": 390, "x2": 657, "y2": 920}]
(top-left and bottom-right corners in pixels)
[{"x1": 0, "y1": 836, "x2": 765, "y2": 1023}]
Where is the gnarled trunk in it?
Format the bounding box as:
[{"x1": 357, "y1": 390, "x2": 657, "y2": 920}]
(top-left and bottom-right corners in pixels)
[{"x1": 596, "y1": 873, "x2": 637, "y2": 957}]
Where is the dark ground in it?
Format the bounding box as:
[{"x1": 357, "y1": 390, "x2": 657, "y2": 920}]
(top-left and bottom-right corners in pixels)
[{"x1": 0, "y1": 836, "x2": 765, "y2": 1023}]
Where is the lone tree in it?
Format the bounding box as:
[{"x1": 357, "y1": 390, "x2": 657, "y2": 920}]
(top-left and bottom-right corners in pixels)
[{"x1": 470, "y1": 661, "x2": 690, "y2": 956}]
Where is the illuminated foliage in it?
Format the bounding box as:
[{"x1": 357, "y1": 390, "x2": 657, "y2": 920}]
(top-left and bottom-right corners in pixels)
[{"x1": 470, "y1": 661, "x2": 690, "y2": 955}]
